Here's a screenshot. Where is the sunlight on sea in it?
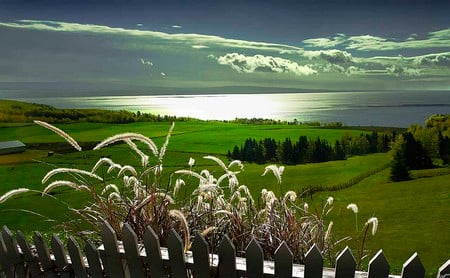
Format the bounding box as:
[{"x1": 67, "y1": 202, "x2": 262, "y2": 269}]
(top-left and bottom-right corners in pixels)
[{"x1": 7, "y1": 91, "x2": 450, "y2": 127}]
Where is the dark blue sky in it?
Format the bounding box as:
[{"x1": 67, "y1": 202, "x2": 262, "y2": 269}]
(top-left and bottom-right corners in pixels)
[
  {"x1": 2, "y1": 0, "x2": 449, "y2": 43},
  {"x1": 0, "y1": 0, "x2": 449, "y2": 93}
]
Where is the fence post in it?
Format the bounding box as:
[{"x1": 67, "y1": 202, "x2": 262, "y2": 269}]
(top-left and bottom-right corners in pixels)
[
  {"x1": 368, "y1": 249, "x2": 389, "y2": 278},
  {"x1": 122, "y1": 223, "x2": 146, "y2": 278},
  {"x1": 16, "y1": 230, "x2": 42, "y2": 276},
  {"x1": 304, "y1": 244, "x2": 323, "y2": 278},
  {"x1": 1, "y1": 226, "x2": 26, "y2": 277},
  {"x1": 33, "y1": 231, "x2": 58, "y2": 278},
  {"x1": 401, "y1": 253, "x2": 425, "y2": 278},
  {"x1": 191, "y1": 232, "x2": 210, "y2": 278},
  {"x1": 437, "y1": 260, "x2": 450, "y2": 278},
  {"x1": 274, "y1": 241, "x2": 293, "y2": 278},
  {"x1": 100, "y1": 221, "x2": 125, "y2": 278},
  {"x1": 245, "y1": 238, "x2": 264, "y2": 278},
  {"x1": 218, "y1": 234, "x2": 237, "y2": 277},
  {"x1": 143, "y1": 226, "x2": 166, "y2": 278},
  {"x1": 84, "y1": 240, "x2": 103, "y2": 277},
  {"x1": 67, "y1": 236, "x2": 88, "y2": 278},
  {"x1": 167, "y1": 229, "x2": 188, "y2": 278},
  {"x1": 335, "y1": 246, "x2": 356, "y2": 278},
  {"x1": 50, "y1": 234, "x2": 71, "y2": 278}
]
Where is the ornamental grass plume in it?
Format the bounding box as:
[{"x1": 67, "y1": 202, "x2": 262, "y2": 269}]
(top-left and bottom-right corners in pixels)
[
  {"x1": 0, "y1": 188, "x2": 29, "y2": 204},
  {"x1": 346, "y1": 203, "x2": 359, "y2": 214},
  {"x1": 366, "y1": 217, "x2": 379, "y2": 236},
  {"x1": 347, "y1": 203, "x2": 359, "y2": 231},
  {"x1": 357, "y1": 217, "x2": 380, "y2": 269},
  {"x1": 34, "y1": 120, "x2": 82, "y2": 151}
]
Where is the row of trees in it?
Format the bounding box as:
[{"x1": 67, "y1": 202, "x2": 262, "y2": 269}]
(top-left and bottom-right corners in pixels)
[
  {"x1": 228, "y1": 131, "x2": 394, "y2": 165},
  {"x1": 2, "y1": 102, "x2": 194, "y2": 123},
  {"x1": 390, "y1": 115, "x2": 450, "y2": 181}
]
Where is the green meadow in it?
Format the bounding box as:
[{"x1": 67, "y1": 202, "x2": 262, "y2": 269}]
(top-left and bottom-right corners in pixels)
[{"x1": 0, "y1": 118, "x2": 449, "y2": 276}]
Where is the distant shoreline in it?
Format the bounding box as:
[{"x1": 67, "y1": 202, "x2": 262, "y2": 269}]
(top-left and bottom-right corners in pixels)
[{"x1": 1, "y1": 91, "x2": 450, "y2": 128}]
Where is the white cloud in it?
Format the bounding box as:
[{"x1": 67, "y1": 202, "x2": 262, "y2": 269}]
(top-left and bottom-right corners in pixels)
[
  {"x1": 213, "y1": 53, "x2": 317, "y2": 76},
  {"x1": 303, "y1": 49, "x2": 354, "y2": 64},
  {"x1": 139, "y1": 58, "x2": 153, "y2": 66},
  {"x1": 160, "y1": 72, "x2": 166, "y2": 76},
  {"x1": 386, "y1": 65, "x2": 420, "y2": 77},
  {"x1": 192, "y1": 45, "x2": 209, "y2": 49},
  {"x1": 136, "y1": 23, "x2": 143, "y2": 27},
  {"x1": 302, "y1": 28, "x2": 450, "y2": 51},
  {"x1": 172, "y1": 25, "x2": 182, "y2": 29},
  {"x1": 303, "y1": 34, "x2": 347, "y2": 48},
  {"x1": 413, "y1": 52, "x2": 450, "y2": 67},
  {"x1": 0, "y1": 20, "x2": 303, "y2": 53}
]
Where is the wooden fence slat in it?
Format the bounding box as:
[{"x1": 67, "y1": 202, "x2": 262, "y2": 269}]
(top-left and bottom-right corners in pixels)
[
  {"x1": 33, "y1": 231, "x2": 58, "y2": 278},
  {"x1": 1, "y1": 226, "x2": 26, "y2": 277},
  {"x1": 67, "y1": 236, "x2": 88, "y2": 278},
  {"x1": 274, "y1": 241, "x2": 293, "y2": 278},
  {"x1": 100, "y1": 221, "x2": 125, "y2": 278},
  {"x1": 437, "y1": 260, "x2": 450, "y2": 278},
  {"x1": 84, "y1": 240, "x2": 104, "y2": 277},
  {"x1": 401, "y1": 253, "x2": 425, "y2": 278},
  {"x1": 0, "y1": 232, "x2": 11, "y2": 277},
  {"x1": 167, "y1": 229, "x2": 188, "y2": 278},
  {"x1": 16, "y1": 230, "x2": 42, "y2": 277},
  {"x1": 245, "y1": 238, "x2": 264, "y2": 278},
  {"x1": 191, "y1": 232, "x2": 210, "y2": 278},
  {"x1": 51, "y1": 235, "x2": 71, "y2": 278},
  {"x1": 368, "y1": 249, "x2": 390, "y2": 278},
  {"x1": 143, "y1": 226, "x2": 166, "y2": 278},
  {"x1": 304, "y1": 244, "x2": 323, "y2": 278},
  {"x1": 218, "y1": 234, "x2": 237, "y2": 277},
  {"x1": 335, "y1": 246, "x2": 356, "y2": 278},
  {"x1": 121, "y1": 223, "x2": 146, "y2": 278}
]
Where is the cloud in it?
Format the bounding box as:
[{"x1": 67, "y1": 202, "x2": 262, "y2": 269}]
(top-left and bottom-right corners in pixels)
[
  {"x1": 212, "y1": 53, "x2": 317, "y2": 76},
  {"x1": 192, "y1": 45, "x2": 209, "y2": 49},
  {"x1": 302, "y1": 28, "x2": 450, "y2": 51},
  {"x1": 160, "y1": 72, "x2": 166, "y2": 76},
  {"x1": 303, "y1": 49, "x2": 354, "y2": 64},
  {"x1": 171, "y1": 25, "x2": 182, "y2": 29},
  {"x1": 0, "y1": 20, "x2": 303, "y2": 53},
  {"x1": 136, "y1": 23, "x2": 143, "y2": 27},
  {"x1": 386, "y1": 65, "x2": 420, "y2": 77},
  {"x1": 303, "y1": 34, "x2": 347, "y2": 48},
  {"x1": 139, "y1": 58, "x2": 153, "y2": 66},
  {"x1": 413, "y1": 52, "x2": 450, "y2": 67}
]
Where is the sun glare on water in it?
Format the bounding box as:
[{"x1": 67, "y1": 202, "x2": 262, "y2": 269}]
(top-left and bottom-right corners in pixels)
[{"x1": 138, "y1": 94, "x2": 283, "y2": 120}]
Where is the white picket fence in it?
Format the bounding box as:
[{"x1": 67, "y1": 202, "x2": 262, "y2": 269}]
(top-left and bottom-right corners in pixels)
[{"x1": 1, "y1": 222, "x2": 449, "y2": 277}]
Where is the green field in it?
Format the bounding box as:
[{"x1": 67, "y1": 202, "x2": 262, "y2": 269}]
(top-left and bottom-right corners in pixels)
[
  {"x1": 313, "y1": 169, "x2": 450, "y2": 276},
  {"x1": 0, "y1": 120, "x2": 449, "y2": 277}
]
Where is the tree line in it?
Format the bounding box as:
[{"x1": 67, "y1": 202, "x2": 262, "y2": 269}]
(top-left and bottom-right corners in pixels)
[
  {"x1": 390, "y1": 114, "x2": 450, "y2": 181},
  {"x1": 0, "y1": 101, "x2": 195, "y2": 124},
  {"x1": 228, "y1": 131, "x2": 394, "y2": 165}
]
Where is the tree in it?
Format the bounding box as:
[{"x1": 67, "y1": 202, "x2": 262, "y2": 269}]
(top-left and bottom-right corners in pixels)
[
  {"x1": 390, "y1": 135, "x2": 410, "y2": 181},
  {"x1": 438, "y1": 132, "x2": 450, "y2": 165},
  {"x1": 402, "y1": 132, "x2": 433, "y2": 170}
]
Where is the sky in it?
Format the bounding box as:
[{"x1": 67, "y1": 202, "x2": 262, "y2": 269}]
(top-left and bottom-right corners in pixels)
[{"x1": 0, "y1": 0, "x2": 449, "y2": 95}]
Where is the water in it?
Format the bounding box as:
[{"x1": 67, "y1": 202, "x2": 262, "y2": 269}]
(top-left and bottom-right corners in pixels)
[{"x1": 3, "y1": 91, "x2": 450, "y2": 127}]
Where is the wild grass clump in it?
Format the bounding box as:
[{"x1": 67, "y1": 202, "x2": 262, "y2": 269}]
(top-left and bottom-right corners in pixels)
[{"x1": 0, "y1": 121, "x2": 379, "y2": 267}]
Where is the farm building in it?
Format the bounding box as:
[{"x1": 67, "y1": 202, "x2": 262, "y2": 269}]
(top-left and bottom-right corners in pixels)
[{"x1": 0, "y1": 140, "x2": 26, "y2": 155}]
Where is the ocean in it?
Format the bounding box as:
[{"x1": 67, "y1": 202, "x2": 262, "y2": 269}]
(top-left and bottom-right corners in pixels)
[{"x1": 2, "y1": 91, "x2": 450, "y2": 127}]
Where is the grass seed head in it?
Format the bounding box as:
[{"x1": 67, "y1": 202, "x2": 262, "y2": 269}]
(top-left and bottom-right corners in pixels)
[
  {"x1": 366, "y1": 217, "x2": 379, "y2": 235},
  {"x1": 347, "y1": 203, "x2": 359, "y2": 214},
  {"x1": 0, "y1": 188, "x2": 29, "y2": 204}
]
